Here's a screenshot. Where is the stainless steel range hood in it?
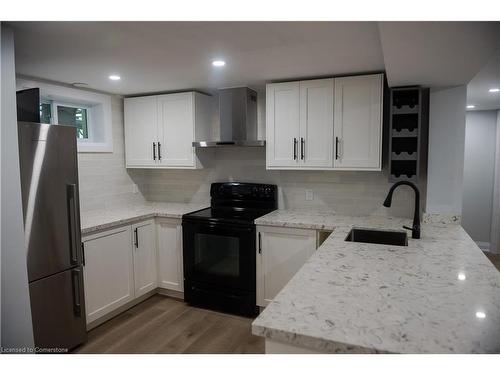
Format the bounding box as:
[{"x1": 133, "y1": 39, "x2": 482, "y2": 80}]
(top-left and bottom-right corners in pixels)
[{"x1": 192, "y1": 87, "x2": 265, "y2": 147}]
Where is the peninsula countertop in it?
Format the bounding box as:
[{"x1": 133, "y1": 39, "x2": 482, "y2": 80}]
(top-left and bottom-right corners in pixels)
[
  {"x1": 252, "y1": 209, "x2": 500, "y2": 353},
  {"x1": 80, "y1": 202, "x2": 208, "y2": 235}
]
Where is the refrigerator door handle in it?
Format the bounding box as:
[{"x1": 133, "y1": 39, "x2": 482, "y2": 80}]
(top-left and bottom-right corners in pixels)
[
  {"x1": 67, "y1": 184, "x2": 79, "y2": 265},
  {"x1": 71, "y1": 269, "x2": 82, "y2": 317}
]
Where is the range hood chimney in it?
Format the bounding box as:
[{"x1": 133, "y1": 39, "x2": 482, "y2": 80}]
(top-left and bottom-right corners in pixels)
[{"x1": 192, "y1": 87, "x2": 265, "y2": 147}]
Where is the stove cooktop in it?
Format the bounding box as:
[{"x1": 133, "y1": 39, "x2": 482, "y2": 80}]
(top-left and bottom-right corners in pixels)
[{"x1": 183, "y1": 206, "x2": 274, "y2": 225}]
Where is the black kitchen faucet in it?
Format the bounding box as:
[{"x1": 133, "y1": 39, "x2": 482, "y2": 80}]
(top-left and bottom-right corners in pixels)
[{"x1": 383, "y1": 181, "x2": 421, "y2": 239}]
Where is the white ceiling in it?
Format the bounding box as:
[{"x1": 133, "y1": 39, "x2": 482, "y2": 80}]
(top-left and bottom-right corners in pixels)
[
  {"x1": 9, "y1": 21, "x2": 500, "y2": 104},
  {"x1": 10, "y1": 22, "x2": 384, "y2": 95},
  {"x1": 378, "y1": 22, "x2": 500, "y2": 88},
  {"x1": 467, "y1": 49, "x2": 500, "y2": 111}
]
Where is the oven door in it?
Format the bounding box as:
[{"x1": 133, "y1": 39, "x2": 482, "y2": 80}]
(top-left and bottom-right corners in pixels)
[{"x1": 183, "y1": 220, "x2": 256, "y2": 292}]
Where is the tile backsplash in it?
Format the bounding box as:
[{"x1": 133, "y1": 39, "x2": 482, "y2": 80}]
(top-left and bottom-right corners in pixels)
[
  {"x1": 128, "y1": 147, "x2": 420, "y2": 219},
  {"x1": 78, "y1": 96, "x2": 422, "y2": 219},
  {"x1": 78, "y1": 96, "x2": 145, "y2": 212}
]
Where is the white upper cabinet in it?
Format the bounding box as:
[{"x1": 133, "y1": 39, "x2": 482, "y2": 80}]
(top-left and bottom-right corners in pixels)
[
  {"x1": 132, "y1": 220, "x2": 157, "y2": 298},
  {"x1": 266, "y1": 78, "x2": 334, "y2": 169},
  {"x1": 266, "y1": 73, "x2": 383, "y2": 170},
  {"x1": 334, "y1": 74, "x2": 383, "y2": 170},
  {"x1": 125, "y1": 92, "x2": 213, "y2": 169},
  {"x1": 266, "y1": 82, "x2": 301, "y2": 168},
  {"x1": 124, "y1": 96, "x2": 158, "y2": 167},
  {"x1": 299, "y1": 79, "x2": 334, "y2": 168}
]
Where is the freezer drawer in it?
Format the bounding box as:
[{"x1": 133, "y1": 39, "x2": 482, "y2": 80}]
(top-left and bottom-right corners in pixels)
[{"x1": 29, "y1": 267, "x2": 87, "y2": 351}]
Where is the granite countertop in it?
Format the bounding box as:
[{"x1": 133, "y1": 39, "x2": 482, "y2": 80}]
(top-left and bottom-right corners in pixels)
[
  {"x1": 80, "y1": 202, "x2": 208, "y2": 235},
  {"x1": 252, "y1": 209, "x2": 500, "y2": 353}
]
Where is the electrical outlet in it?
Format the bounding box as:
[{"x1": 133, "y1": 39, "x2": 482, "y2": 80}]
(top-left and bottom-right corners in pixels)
[
  {"x1": 305, "y1": 189, "x2": 314, "y2": 201},
  {"x1": 132, "y1": 184, "x2": 139, "y2": 194}
]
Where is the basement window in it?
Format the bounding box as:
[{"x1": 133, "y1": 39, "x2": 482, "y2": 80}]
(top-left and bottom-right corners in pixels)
[
  {"x1": 20, "y1": 77, "x2": 114, "y2": 153},
  {"x1": 53, "y1": 102, "x2": 90, "y2": 139}
]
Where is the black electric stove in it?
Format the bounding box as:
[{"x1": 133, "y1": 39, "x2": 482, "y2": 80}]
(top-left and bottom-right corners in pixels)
[{"x1": 182, "y1": 182, "x2": 277, "y2": 317}]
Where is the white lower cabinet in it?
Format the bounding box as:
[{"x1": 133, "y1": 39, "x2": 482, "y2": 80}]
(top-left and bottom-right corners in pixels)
[
  {"x1": 156, "y1": 218, "x2": 184, "y2": 292},
  {"x1": 256, "y1": 226, "x2": 317, "y2": 307},
  {"x1": 82, "y1": 226, "x2": 135, "y2": 324},
  {"x1": 132, "y1": 220, "x2": 157, "y2": 298}
]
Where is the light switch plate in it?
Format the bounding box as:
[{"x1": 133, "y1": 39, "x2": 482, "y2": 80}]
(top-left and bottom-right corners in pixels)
[
  {"x1": 132, "y1": 184, "x2": 139, "y2": 194},
  {"x1": 305, "y1": 189, "x2": 314, "y2": 201}
]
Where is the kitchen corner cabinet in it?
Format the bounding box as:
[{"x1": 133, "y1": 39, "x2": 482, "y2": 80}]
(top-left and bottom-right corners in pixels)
[
  {"x1": 82, "y1": 226, "x2": 135, "y2": 324},
  {"x1": 333, "y1": 74, "x2": 383, "y2": 170},
  {"x1": 256, "y1": 226, "x2": 317, "y2": 307},
  {"x1": 266, "y1": 73, "x2": 383, "y2": 171},
  {"x1": 132, "y1": 220, "x2": 157, "y2": 298},
  {"x1": 124, "y1": 92, "x2": 212, "y2": 169},
  {"x1": 156, "y1": 218, "x2": 184, "y2": 292}
]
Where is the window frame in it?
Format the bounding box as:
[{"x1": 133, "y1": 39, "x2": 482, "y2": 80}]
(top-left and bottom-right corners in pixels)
[
  {"x1": 51, "y1": 100, "x2": 92, "y2": 141},
  {"x1": 17, "y1": 77, "x2": 114, "y2": 153}
]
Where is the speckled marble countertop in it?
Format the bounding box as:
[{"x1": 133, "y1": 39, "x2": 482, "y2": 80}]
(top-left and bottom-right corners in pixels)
[
  {"x1": 80, "y1": 202, "x2": 208, "y2": 235},
  {"x1": 252, "y1": 209, "x2": 500, "y2": 353}
]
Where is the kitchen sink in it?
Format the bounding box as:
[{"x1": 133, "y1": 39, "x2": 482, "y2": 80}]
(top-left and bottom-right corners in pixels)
[{"x1": 345, "y1": 228, "x2": 408, "y2": 247}]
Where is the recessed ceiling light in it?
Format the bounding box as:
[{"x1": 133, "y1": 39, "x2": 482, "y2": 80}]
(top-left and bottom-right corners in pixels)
[
  {"x1": 475, "y1": 311, "x2": 486, "y2": 319},
  {"x1": 212, "y1": 60, "x2": 226, "y2": 67},
  {"x1": 489, "y1": 88, "x2": 500, "y2": 93},
  {"x1": 109, "y1": 75, "x2": 121, "y2": 81},
  {"x1": 457, "y1": 272, "x2": 466, "y2": 280},
  {"x1": 466, "y1": 105, "x2": 475, "y2": 109}
]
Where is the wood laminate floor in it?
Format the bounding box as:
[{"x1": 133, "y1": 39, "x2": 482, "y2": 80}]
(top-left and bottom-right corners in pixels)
[{"x1": 73, "y1": 295, "x2": 264, "y2": 354}]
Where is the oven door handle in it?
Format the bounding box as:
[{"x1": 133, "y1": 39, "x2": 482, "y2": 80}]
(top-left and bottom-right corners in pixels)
[{"x1": 201, "y1": 224, "x2": 254, "y2": 233}]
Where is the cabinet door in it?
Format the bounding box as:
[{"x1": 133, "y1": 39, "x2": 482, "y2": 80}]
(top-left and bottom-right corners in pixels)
[
  {"x1": 334, "y1": 74, "x2": 383, "y2": 170},
  {"x1": 300, "y1": 79, "x2": 334, "y2": 168},
  {"x1": 158, "y1": 93, "x2": 195, "y2": 167},
  {"x1": 83, "y1": 226, "x2": 134, "y2": 324},
  {"x1": 124, "y1": 96, "x2": 158, "y2": 167},
  {"x1": 256, "y1": 226, "x2": 316, "y2": 307},
  {"x1": 132, "y1": 220, "x2": 157, "y2": 298},
  {"x1": 266, "y1": 82, "x2": 301, "y2": 168},
  {"x1": 157, "y1": 219, "x2": 184, "y2": 292}
]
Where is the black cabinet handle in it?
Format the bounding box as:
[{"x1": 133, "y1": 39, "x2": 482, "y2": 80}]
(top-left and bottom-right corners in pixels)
[
  {"x1": 158, "y1": 142, "x2": 162, "y2": 161},
  {"x1": 72, "y1": 269, "x2": 82, "y2": 317},
  {"x1": 134, "y1": 228, "x2": 139, "y2": 248},
  {"x1": 81, "y1": 243, "x2": 86, "y2": 266},
  {"x1": 301, "y1": 137, "x2": 305, "y2": 160},
  {"x1": 66, "y1": 184, "x2": 78, "y2": 265},
  {"x1": 153, "y1": 142, "x2": 156, "y2": 160},
  {"x1": 293, "y1": 138, "x2": 297, "y2": 160},
  {"x1": 335, "y1": 137, "x2": 339, "y2": 160},
  {"x1": 258, "y1": 232, "x2": 262, "y2": 254}
]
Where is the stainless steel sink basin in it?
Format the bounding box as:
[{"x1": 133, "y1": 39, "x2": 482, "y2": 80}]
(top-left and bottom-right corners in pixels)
[{"x1": 345, "y1": 228, "x2": 408, "y2": 246}]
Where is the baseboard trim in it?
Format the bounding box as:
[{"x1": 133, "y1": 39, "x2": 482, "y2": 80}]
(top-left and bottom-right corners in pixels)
[
  {"x1": 86, "y1": 288, "x2": 184, "y2": 331},
  {"x1": 156, "y1": 288, "x2": 184, "y2": 301},
  {"x1": 476, "y1": 241, "x2": 491, "y2": 251}
]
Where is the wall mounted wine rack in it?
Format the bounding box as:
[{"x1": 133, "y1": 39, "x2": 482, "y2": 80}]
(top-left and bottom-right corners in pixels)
[{"x1": 388, "y1": 86, "x2": 429, "y2": 182}]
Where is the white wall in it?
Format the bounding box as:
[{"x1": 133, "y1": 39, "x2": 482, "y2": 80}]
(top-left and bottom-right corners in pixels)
[
  {"x1": 0, "y1": 24, "x2": 34, "y2": 349},
  {"x1": 491, "y1": 110, "x2": 500, "y2": 254},
  {"x1": 426, "y1": 85, "x2": 467, "y2": 216},
  {"x1": 462, "y1": 110, "x2": 497, "y2": 247}
]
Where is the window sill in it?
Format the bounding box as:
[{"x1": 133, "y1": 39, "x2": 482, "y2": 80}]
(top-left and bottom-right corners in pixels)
[{"x1": 77, "y1": 140, "x2": 113, "y2": 153}]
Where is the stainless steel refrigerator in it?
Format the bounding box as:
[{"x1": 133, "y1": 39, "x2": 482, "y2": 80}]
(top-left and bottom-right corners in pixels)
[{"x1": 18, "y1": 121, "x2": 87, "y2": 351}]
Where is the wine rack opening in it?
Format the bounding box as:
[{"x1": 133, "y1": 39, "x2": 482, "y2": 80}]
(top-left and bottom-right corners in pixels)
[{"x1": 389, "y1": 87, "x2": 429, "y2": 182}]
